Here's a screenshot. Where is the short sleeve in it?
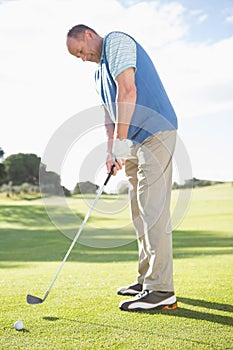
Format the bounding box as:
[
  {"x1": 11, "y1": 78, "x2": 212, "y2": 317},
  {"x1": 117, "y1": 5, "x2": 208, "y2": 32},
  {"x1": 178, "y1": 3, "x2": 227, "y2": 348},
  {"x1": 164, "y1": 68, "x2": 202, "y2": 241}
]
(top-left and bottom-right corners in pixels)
[{"x1": 105, "y1": 32, "x2": 137, "y2": 79}]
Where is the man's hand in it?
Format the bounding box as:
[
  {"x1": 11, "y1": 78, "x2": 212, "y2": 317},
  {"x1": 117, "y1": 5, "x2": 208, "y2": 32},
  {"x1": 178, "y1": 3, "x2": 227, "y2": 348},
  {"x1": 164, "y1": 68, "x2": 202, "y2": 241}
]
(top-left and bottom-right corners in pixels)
[{"x1": 106, "y1": 153, "x2": 125, "y2": 176}]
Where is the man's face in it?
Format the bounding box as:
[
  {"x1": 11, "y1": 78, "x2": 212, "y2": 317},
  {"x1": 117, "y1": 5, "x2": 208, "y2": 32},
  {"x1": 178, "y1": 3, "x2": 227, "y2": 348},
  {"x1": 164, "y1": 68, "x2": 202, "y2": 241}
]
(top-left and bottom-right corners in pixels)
[{"x1": 66, "y1": 32, "x2": 101, "y2": 63}]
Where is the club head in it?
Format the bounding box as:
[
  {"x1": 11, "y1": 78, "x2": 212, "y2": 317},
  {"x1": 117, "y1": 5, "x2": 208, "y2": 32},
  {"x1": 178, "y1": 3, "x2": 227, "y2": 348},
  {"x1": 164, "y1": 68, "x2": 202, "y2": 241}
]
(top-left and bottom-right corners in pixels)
[{"x1": 26, "y1": 294, "x2": 44, "y2": 305}]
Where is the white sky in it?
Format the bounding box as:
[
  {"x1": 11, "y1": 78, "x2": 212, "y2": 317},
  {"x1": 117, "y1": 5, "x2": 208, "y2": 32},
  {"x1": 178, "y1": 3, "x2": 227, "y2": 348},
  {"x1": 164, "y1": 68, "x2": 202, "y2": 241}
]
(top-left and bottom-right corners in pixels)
[{"x1": 0, "y1": 0, "x2": 233, "y2": 190}]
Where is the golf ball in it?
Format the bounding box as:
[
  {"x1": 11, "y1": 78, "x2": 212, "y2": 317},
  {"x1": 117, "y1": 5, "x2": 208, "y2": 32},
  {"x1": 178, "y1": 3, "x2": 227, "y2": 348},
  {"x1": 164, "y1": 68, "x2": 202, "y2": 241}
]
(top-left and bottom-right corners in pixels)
[{"x1": 14, "y1": 320, "x2": 24, "y2": 331}]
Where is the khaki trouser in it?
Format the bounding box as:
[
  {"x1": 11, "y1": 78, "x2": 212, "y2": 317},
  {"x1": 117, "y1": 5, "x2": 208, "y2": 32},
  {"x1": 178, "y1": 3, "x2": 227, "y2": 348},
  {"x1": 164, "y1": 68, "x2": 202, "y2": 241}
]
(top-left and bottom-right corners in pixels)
[{"x1": 125, "y1": 130, "x2": 176, "y2": 292}]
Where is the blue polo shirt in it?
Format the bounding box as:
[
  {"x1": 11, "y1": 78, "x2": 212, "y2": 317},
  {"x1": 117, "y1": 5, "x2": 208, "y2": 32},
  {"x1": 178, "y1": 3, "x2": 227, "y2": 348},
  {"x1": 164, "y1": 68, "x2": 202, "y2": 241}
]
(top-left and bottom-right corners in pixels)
[{"x1": 95, "y1": 31, "x2": 178, "y2": 143}]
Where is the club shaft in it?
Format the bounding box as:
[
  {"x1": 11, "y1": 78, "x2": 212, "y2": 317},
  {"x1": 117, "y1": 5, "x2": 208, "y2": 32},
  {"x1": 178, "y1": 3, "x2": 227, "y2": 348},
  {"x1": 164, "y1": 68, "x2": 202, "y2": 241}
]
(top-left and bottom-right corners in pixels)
[{"x1": 42, "y1": 166, "x2": 114, "y2": 301}]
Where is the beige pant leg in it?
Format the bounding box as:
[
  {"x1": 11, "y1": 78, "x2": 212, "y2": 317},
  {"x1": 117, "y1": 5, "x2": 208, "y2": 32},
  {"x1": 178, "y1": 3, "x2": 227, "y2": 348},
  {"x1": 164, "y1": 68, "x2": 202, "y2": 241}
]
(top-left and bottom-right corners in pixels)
[
  {"x1": 126, "y1": 130, "x2": 176, "y2": 291},
  {"x1": 125, "y1": 158, "x2": 149, "y2": 284}
]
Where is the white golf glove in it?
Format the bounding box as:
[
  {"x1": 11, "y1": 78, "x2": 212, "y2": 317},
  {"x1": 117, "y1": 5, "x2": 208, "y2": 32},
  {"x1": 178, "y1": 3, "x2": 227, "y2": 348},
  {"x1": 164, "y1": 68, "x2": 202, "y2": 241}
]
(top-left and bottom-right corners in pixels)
[{"x1": 112, "y1": 139, "x2": 133, "y2": 159}]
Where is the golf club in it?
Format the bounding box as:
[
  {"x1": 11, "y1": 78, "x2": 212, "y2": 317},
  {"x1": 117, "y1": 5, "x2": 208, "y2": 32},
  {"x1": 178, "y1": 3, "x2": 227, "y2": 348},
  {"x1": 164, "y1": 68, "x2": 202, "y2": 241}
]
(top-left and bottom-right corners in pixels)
[{"x1": 26, "y1": 164, "x2": 115, "y2": 305}]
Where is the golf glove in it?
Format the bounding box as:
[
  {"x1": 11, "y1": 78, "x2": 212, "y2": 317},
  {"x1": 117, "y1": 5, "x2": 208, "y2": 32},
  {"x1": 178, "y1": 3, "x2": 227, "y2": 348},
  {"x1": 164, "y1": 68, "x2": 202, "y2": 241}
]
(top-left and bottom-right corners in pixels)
[{"x1": 112, "y1": 139, "x2": 133, "y2": 159}]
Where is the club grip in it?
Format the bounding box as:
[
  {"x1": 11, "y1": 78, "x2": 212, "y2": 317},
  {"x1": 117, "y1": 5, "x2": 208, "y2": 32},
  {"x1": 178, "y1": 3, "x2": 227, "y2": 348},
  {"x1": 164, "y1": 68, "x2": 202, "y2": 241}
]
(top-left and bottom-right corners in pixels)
[{"x1": 104, "y1": 164, "x2": 115, "y2": 186}]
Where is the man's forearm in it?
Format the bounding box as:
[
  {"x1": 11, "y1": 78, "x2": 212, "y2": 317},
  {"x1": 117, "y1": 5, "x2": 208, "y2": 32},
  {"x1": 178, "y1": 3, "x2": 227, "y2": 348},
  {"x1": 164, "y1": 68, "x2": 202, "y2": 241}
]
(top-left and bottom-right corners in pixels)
[
  {"x1": 115, "y1": 69, "x2": 137, "y2": 139},
  {"x1": 116, "y1": 100, "x2": 136, "y2": 139},
  {"x1": 105, "y1": 112, "x2": 115, "y2": 155}
]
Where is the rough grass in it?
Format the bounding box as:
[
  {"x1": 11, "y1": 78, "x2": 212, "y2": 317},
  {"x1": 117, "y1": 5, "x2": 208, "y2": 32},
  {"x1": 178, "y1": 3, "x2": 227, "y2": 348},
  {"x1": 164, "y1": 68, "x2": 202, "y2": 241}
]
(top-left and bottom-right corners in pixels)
[{"x1": 0, "y1": 183, "x2": 232, "y2": 349}]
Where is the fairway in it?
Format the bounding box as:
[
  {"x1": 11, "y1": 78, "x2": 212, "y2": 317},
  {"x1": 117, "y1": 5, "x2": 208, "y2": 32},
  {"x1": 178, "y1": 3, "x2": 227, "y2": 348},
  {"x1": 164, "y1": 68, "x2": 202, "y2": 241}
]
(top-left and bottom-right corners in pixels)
[{"x1": 0, "y1": 184, "x2": 232, "y2": 349}]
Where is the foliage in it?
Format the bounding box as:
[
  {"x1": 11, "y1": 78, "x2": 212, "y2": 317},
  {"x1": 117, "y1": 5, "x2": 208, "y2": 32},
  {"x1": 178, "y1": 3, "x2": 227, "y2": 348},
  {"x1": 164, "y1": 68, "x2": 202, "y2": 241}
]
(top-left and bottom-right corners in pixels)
[
  {"x1": 62, "y1": 186, "x2": 71, "y2": 197},
  {"x1": 0, "y1": 182, "x2": 40, "y2": 199},
  {"x1": 1, "y1": 151, "x2": 227, "y2": 199},
  {"x1": 0, "y1": 147, "x2": 6, "y2": 182},
  {"x1": 0, "y1": 157, "x2": 71, "y2": 197},
  {"x1": 73, "y1": 180, "x2": 98, "y2": 194},
  {"x1": 3, "y1": 153, "x2": 40, "y2": 185},
  {"x1": 39, "y1": 163, "x2": 61, "y2": 195},
  {"x1": 173, "y1": 177, "x2": 224, "y2": 189},
  {"x1": 39, "y1": 163, "x2": 71, "y2": 197},
  {"x1": 0, "y1": 163, "x2": 6, "y2": 183},
  {"x1": 0, "y1": 147, "x2": 4, "y2": 159}
]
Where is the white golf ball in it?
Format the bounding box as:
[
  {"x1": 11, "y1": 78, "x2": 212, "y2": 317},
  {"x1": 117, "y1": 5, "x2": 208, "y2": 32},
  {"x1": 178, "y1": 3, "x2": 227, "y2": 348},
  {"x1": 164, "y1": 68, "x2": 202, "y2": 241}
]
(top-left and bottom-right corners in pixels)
[{"x1": 14, "y1": 320, "x2": 24, "y2": 331}]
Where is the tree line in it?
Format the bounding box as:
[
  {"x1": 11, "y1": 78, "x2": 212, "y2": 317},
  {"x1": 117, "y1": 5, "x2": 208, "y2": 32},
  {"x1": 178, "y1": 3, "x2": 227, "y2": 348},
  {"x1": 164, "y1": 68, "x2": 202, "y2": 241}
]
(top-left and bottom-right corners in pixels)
[
  {"x1": 172, "y1": 178, "x2": 223, "y2": 189},
  {"x1": 0, "y1": 148, "x2": 102, "y2": 198},
  {"x1": 0, "y1": 148, "x2": 70, "y2": 198},
  {"x1": 0, "y1": 150, "x2": 40, "y2": 185},
  {"x1": 0, "y1": 147, "x2": 226, "y2": 198}
]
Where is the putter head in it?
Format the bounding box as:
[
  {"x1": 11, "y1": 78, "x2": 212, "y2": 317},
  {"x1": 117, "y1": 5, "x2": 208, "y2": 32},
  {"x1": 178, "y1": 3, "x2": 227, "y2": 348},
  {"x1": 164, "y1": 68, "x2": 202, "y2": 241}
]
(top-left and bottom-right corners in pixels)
[{"x1": 26, "y1": 294, "x2": 44, "y2": 305}]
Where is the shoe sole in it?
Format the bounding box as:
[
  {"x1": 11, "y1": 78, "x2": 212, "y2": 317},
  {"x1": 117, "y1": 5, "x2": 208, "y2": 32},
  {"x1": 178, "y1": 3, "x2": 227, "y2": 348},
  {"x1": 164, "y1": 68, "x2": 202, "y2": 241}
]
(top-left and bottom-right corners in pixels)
[
  {"x1": 156, "y1": 302, "x2": 178, "y2": 310},
  {"x1": 120, "y1": 302, "x2": 178, "y2": 312},
  {"x1": 117, "y1": 291, "x2": 141, "y2": 296}
]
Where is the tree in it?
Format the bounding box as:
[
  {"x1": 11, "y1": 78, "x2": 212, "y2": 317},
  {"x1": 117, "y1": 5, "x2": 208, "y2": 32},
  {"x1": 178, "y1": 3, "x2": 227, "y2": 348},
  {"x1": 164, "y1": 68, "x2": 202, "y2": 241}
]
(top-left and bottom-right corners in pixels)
[
  {"x1": 3, "y1": 153, "x2": 40, "y2": 185},
  {"x1": 0, "y1": 148, "x2": 6, "y2": 183},
  {"x1": 39, "y1": 163, "x2": 71, "y2": 196},
  {"x1": 39, "y1": 163, "x2": 61, "y2": 195},
  {"x1": 73, "y1": 181, "x2": 98, "y2": 194},
  {"x1": 0, "y1": 148, "x2": 4, "y2": 159}
]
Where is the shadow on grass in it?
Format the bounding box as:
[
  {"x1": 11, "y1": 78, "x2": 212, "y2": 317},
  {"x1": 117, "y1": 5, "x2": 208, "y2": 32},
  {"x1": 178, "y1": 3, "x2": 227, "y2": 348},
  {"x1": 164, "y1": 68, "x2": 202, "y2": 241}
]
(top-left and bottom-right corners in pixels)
[
  {"x1": 0, "y1": 204, "x2": 232, "y2": 264},
  {"x1": 122, "y1": 297, "x2": 233, "y2": 326},
  {"x1": 179, "y1": 297, "x2": 233, "y2": 313},
  {"x1": 0, "y1": 227, "x2": 233, "y2": 265},
  {"x1": 43, "y1": 316, "x2": 60, "y2": 322},
  {"x1": 0, "y1": 205, "x2": 52, "y2": 227},
  {"x1": 40, "y1": 316, "x2": 232, "y2": 348},
  {"x1": 173, "y1": 230, "x2": 233, "y2": 258},
  {"x1": 21, "y1": 328, "x2": 30, "y2": 333},
  {"x1": 150, "y1": 307, "x2": 233, "y2": 327},
  {"x1": 0, "y1": 227, "x2": 138, "y2": 265},
  {"x1": 43, "y1": 301, "x2": 232, "y2": 330}
]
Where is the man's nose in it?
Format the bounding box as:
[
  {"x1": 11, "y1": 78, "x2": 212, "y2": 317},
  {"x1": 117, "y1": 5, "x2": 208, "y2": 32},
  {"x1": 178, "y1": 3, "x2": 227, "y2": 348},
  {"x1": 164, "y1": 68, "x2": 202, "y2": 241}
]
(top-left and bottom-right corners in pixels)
[{"x1": 76, "y1": 53, "x2": 85, "y2": 61}]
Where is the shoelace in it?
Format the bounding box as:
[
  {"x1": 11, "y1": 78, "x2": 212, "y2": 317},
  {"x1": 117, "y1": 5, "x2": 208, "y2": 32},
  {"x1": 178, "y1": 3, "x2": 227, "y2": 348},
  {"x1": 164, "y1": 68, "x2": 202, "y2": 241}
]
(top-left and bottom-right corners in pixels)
[{"x1": 136, "y1": 290, "x2": 150, "y2": 299}]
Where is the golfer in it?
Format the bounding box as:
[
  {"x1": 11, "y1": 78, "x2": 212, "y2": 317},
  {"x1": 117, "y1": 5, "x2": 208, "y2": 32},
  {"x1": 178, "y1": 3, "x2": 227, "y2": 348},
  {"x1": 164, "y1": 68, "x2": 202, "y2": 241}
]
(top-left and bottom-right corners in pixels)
[{"x1": 66, "y1": 24, "x2": 178, "y2": 312}]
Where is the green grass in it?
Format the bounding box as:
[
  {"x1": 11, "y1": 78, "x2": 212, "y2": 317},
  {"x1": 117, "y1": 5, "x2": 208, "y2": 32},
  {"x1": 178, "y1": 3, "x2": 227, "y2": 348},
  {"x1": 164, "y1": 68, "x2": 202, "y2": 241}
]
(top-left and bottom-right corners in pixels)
[{"x1": 0, "y1": 184, "x2": 232, "y2": 349}]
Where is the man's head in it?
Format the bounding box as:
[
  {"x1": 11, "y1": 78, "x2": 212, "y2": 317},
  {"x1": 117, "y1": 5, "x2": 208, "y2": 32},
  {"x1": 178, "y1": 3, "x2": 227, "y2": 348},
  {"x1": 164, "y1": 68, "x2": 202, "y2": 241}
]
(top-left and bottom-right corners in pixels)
[{"x1": 66, "y1": 24, "x2": 103, "y2": 63}]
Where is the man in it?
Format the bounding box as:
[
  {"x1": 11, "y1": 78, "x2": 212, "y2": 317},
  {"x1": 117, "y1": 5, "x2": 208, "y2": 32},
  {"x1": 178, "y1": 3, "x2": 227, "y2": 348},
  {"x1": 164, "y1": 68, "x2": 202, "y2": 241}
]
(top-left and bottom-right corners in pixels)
[{"x1": 66, "y1": 24, "x2": 178, "y2": 312}]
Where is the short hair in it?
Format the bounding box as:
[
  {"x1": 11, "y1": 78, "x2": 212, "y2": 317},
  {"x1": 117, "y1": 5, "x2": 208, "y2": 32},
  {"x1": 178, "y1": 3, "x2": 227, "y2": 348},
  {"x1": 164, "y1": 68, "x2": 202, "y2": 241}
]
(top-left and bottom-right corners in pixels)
[{"x1": 67, "y1": 24, "x2": 98, "y2": 38}]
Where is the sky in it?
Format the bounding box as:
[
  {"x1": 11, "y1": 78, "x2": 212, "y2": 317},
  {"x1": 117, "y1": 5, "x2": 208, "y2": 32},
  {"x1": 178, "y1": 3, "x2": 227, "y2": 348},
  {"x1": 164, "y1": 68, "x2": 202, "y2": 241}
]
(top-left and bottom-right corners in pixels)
[{"x1": 0, "y1": 0, "x2": 233, "y2": 191}]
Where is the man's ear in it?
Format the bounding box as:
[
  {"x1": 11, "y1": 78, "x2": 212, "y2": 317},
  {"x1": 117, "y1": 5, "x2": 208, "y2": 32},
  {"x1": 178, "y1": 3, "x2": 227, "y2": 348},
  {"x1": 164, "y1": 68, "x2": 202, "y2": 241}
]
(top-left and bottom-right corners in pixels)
[{"x1": 85, "y1": 30, "x2": 95, "y2": 39}]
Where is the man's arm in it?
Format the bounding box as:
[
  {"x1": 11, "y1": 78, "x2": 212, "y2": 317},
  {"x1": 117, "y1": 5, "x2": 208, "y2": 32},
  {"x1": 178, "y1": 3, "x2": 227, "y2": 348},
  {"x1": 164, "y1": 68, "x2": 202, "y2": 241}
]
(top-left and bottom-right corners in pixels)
[
  {"x1": 105, "y1": 67, "x2": 137, "y2": 174},
  {"x1": 104, "y1": 109, "x2": 115, "y2": 154},
  {"x1": 105, "y1": 67, "x2": 137, "y2": 173},
  {"x1": 104, "y1": 108, "x2": 123, "y2": 175},
  {"x1": 115, "y1": 67, "x2": 137, "y2": 139}
]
